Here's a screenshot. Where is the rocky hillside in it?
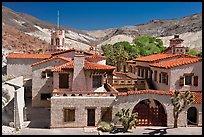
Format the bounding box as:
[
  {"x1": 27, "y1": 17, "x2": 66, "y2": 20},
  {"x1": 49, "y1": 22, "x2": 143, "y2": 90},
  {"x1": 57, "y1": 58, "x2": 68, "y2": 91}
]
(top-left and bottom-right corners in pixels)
[{"x1": 2, "y1": 5, "x2": 202, "y2": 54}]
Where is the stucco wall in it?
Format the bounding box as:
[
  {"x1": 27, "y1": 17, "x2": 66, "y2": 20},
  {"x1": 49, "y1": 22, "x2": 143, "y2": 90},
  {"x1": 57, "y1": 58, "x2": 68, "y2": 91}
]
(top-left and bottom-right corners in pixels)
[
  {"x1": 53, "y1": 70, "x2": 106, "y2": 93},
  {"x1": 32, "y1": 59, "x2": 67, "y2": 107},
  {"x1": 7, "y1": 58, "x2": 45, "y2": 78},
  {"x1": 170, "y1": 62, "x2": 202, "y2": 91},
  {"x1": 14, "y1": 87, "x2": 25, "y2": 129},
  {"x1": 150, "y1": 67, "x2": 171, "y2": 91}
]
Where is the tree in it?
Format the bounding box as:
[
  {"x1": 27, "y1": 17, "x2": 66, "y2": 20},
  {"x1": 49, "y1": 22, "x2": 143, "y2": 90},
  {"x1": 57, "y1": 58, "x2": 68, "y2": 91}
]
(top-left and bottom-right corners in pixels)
[
  {"x1": 115, "y1": 108, "x2": 138, "y2": 132},
  {"x1": 186, "y1": 48, "x2": 202, "y2": 57},
  {"x1": 171, "y1": 90, "x2": 194, "y2": 128},
  {"x1": 133, "y1": 36, "x2": 166, "y2": 56}
]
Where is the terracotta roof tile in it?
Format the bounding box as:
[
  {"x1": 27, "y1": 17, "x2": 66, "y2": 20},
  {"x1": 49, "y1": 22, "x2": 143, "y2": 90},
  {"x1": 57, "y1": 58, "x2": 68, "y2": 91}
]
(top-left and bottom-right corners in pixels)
[
  {"x1": 52, "y1": 61, "x2": 115, "y2": 72},
  {"x1": 127, "y1": 90, "x2": 174, "y2": 96},
  {"x1": 133, "y1": 53, "x2": 180, "y2": 62},
  {"x1": 191, "y1": 91, "x2": 202, "y2": 104},
  {"x1": 84, "y1": 61, "x2": 115, "y2": 70},
  {"x1": 51, "y1": 48, "x2": 93, "y2": 56},
  {"x1": 150, "y1": 57, "x2": 202, "y2": 69},
  {"x1": 85, "y1": 54, "x2": 107, "y2": 59},
  {"x1": 7, "y1": 53, "x2": 52, "y2": 59},
  {"x1": 52, "y1": 61, "x2": 74, "y2": 72},
  {"x1": 169, "y1": 38, "x2": 184, "y2": 41},
  {"x1": 31, "y1": 56, "x2": 72, "y2": 67},
  {"x1": 117, "y1": 90, "x2": 201, "y2": 104}
]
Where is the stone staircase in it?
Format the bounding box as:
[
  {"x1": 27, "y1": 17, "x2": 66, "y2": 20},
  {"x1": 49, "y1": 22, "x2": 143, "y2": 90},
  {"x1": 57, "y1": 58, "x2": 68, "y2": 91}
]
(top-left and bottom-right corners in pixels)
[{"x1": 83, "y1": 126, "x2": 98, "y2": 133}]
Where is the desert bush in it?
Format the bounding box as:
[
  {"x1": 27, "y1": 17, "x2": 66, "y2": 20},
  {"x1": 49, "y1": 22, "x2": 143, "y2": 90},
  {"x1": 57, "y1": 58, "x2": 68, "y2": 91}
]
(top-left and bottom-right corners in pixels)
[{"x1": 97, "y1": 121, "x2": 114, "y2": 132}]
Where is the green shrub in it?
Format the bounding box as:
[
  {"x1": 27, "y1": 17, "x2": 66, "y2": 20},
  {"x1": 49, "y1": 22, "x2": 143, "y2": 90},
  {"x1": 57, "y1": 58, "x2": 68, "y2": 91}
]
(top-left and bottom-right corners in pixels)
[{"x1": 97, "y1": 121, "x2": 114, "y2": 132}]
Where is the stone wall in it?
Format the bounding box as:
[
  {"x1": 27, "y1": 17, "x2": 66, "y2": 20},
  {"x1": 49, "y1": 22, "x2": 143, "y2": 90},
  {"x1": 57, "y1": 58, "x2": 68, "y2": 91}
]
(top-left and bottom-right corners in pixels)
[
  {"x1": 50, "y1": 96, "x2": 116, "y2": 128},
  {"x1": 170, "y1": 62, "x2": 202, "y2": 91},
  {"x1": 50, "y1": 93, "x2": 202, "y2": 128}
]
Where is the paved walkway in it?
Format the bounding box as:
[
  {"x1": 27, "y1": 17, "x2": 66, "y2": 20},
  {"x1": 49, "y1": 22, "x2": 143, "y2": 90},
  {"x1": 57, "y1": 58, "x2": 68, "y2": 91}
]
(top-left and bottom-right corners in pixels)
[
  {"x1": 100, "y1": 126, "x2": 202, "y2": 135},
  {"x1": 3, "y1": 126, "x2": 202, "y2": 135}
]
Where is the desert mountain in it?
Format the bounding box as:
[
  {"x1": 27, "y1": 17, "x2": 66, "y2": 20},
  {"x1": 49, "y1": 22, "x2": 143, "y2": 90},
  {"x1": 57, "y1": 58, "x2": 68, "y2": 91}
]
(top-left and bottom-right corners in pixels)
[{"x1": 2, "y1": 5, "x2": 202, "y2": 54}]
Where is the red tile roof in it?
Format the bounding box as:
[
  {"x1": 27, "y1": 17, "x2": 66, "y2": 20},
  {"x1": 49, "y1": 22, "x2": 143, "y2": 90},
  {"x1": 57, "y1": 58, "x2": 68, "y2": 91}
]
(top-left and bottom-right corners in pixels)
[
  {"x1": 7, "y1": 53, "x2": 52, "y2": 59},
  {"x1": 191, "y1": 91, "x2": 202, "y2": 104},
  {"x1": 31, "y1": 56, "x2": 72, "y2": 67},
  {"x1": 51, "y1": 48, "x2": 93, "y2": 56},
  {"x1": 169, "y1": 38, "x2": 184, "y2": 41},
  {"x1": 150, "y1": 57, "x2": 202, "y2": 69},
  {"x1": 52, "y1": 61, "x2": 74, "y2": 72},
  {"x1": 84, "y1": 61, "x2": 115, "y2": 70},
  {"x1": 52, "y1": 61, "x2": 115, "y2": 72},
  {"x1": 117, "y1": 90, "x2": 201, "y2": 104},
  {"x1": 133, "y1": 53, "x2": 180, "y2": 62},
  {"x1": 128, "y1": 90, "x2": 174, "y2": 96},
  {"x1": 85, "y1": 54, "x2": 107, "y2": 59}
]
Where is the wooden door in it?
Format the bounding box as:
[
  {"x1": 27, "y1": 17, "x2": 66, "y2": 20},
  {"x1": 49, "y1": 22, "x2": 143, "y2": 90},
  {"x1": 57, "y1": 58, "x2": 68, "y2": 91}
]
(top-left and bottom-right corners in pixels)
[{"x1": 87, "y1": 109, "x2": 95, "y2": 126}]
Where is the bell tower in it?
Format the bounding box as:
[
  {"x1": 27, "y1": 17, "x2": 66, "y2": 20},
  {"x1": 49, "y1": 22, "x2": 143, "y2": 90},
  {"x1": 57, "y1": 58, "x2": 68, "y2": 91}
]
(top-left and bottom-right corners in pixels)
[{"x1": 49, "y1": 11, "x2": 65, "y2": 51}]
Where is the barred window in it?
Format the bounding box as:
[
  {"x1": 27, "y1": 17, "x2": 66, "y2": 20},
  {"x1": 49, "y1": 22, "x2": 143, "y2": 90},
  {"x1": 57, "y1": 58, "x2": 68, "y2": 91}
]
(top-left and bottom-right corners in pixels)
[{"x1": 64, "y1": 108, "x2": 75, "y2": 122}]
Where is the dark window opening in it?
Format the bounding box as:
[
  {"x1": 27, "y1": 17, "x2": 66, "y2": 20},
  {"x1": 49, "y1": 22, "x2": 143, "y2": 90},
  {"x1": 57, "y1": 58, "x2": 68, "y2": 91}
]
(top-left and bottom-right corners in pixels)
[
  {"x1": 93, "y1": 75, "x2": 102, "y2": 88},
  {"x1": 59, "y1": 73, "x2": 69, "y2": 88},
  {"x1": 41, "y1": 93, "x2": 51, "y2": 100}
]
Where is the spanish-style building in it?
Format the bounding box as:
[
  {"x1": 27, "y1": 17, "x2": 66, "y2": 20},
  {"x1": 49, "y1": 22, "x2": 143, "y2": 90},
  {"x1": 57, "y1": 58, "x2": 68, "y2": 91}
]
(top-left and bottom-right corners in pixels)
[{"x1": 6, "y1": 30, "x2": 202, "y2": 128}]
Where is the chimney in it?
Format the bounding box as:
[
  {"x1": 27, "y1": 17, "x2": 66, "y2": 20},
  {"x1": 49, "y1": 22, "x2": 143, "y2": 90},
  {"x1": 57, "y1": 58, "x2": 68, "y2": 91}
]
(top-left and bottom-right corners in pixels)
[
  {"x1": 72, "y1": 50, "x2": 87, "y2": 91},
  {"x1": 174, "y1": 34, "x2": 179, "y2": 38}
]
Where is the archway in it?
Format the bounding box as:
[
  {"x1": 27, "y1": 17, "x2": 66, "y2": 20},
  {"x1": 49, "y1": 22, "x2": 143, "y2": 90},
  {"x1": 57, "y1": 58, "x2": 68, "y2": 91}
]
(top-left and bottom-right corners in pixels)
[
  {"x1": 187, "y1": 107, "x2": 197, "y2": 126},
  {"x1": 132, "y1": 99, "x2": 167, "y2": 126}
]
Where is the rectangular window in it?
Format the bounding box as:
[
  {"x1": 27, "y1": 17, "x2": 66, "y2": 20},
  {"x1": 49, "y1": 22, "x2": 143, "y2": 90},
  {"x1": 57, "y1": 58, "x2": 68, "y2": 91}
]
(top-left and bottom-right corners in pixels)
[
  {"x1": 159, "y1": 73, "x2": 161, "y2": 83},
  {"x1": 138, "y1": 68, "x2": 140, "y2": 76},
  {"x1": 179, "y1": 76, "x2": 184, "y2": 86},
  {"x1": 154, "y1": 71, "x2": 157, "y2": 81},
  {"x1": 193, "y1": 76, "x2": 198, "y2": 86},
  {"x1": 161, "y1": 72, "x2": 168, "y2": 85},
  {"x1": 101, "y1": 107, "x2": 112, "y2": 122},
  {"x1": 46, "y1": 70, "x2": 53, "y2": 78},
  {"x1": 41, "y1": 71, "x2": 46, "y2": 78},
  {"x1": 185, "y1": 75, "x2": 192, "y2": 85},
  {"x1": 92, "y1": 75, "x2": 102, "y2": 88},
  {"x1": 59, "y1": 73, "x2": 69, "y2": 88},
  {"x1": 141, "y1": 69, "x2": 144, "y2": 77},
  {"x1": 64, "y1": 108, "x2": 75, "y2": 122},
  {"x1": 41, "y1": 93, "x2": 51, "y2": 100}
]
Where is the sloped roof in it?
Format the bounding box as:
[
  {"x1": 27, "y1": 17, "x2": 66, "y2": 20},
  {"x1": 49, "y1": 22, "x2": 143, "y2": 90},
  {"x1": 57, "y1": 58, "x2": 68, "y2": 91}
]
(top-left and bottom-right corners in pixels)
[
  {"x1": 150, "y1": 57, "x2": 202, "y2": 69},
  {"x1": 85, "y1": 54, "x2": 107, "y2": 59},
  {"x1": 7, "y1": 53, "x2": 52, "y2": 59},
  {"x1": 51, "y1": 48, "x2": 93, "y2": 56},
  {"x1": 133, "y1": 53, "x2": 180, "y2": 62},
  {"x1": 169, "y1": 38, "x2": 184, "y2": 41},
  {"x1": 52, "y1": 61, "x2": 115, "y2": 72},
  {"x1": 31, "y1": 56, "x2": 72, "y2": 67},
  {"x1": 117, "y1": 90, "x2": 201, "y2": 104}
]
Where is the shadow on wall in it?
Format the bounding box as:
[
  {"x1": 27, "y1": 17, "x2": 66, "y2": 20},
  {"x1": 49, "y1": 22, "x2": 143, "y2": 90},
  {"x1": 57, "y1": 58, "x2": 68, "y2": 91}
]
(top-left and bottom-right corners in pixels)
[
  {"x1": 32, "y1": 78, "x2": 53, "y2": 107},
  {"x1": 2, "y1": 98, "x2": 14, "y2": 126}
]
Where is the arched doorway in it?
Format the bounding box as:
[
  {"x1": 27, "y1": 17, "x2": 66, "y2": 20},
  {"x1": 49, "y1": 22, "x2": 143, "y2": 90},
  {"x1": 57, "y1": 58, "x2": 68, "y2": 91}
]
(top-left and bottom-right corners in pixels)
[
  {"x1": 187, "y1": 107, "x2": 197, "y2": 126},
  {"x1": 132, "y1": 99, "x2": 167, "y2": 126}
]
